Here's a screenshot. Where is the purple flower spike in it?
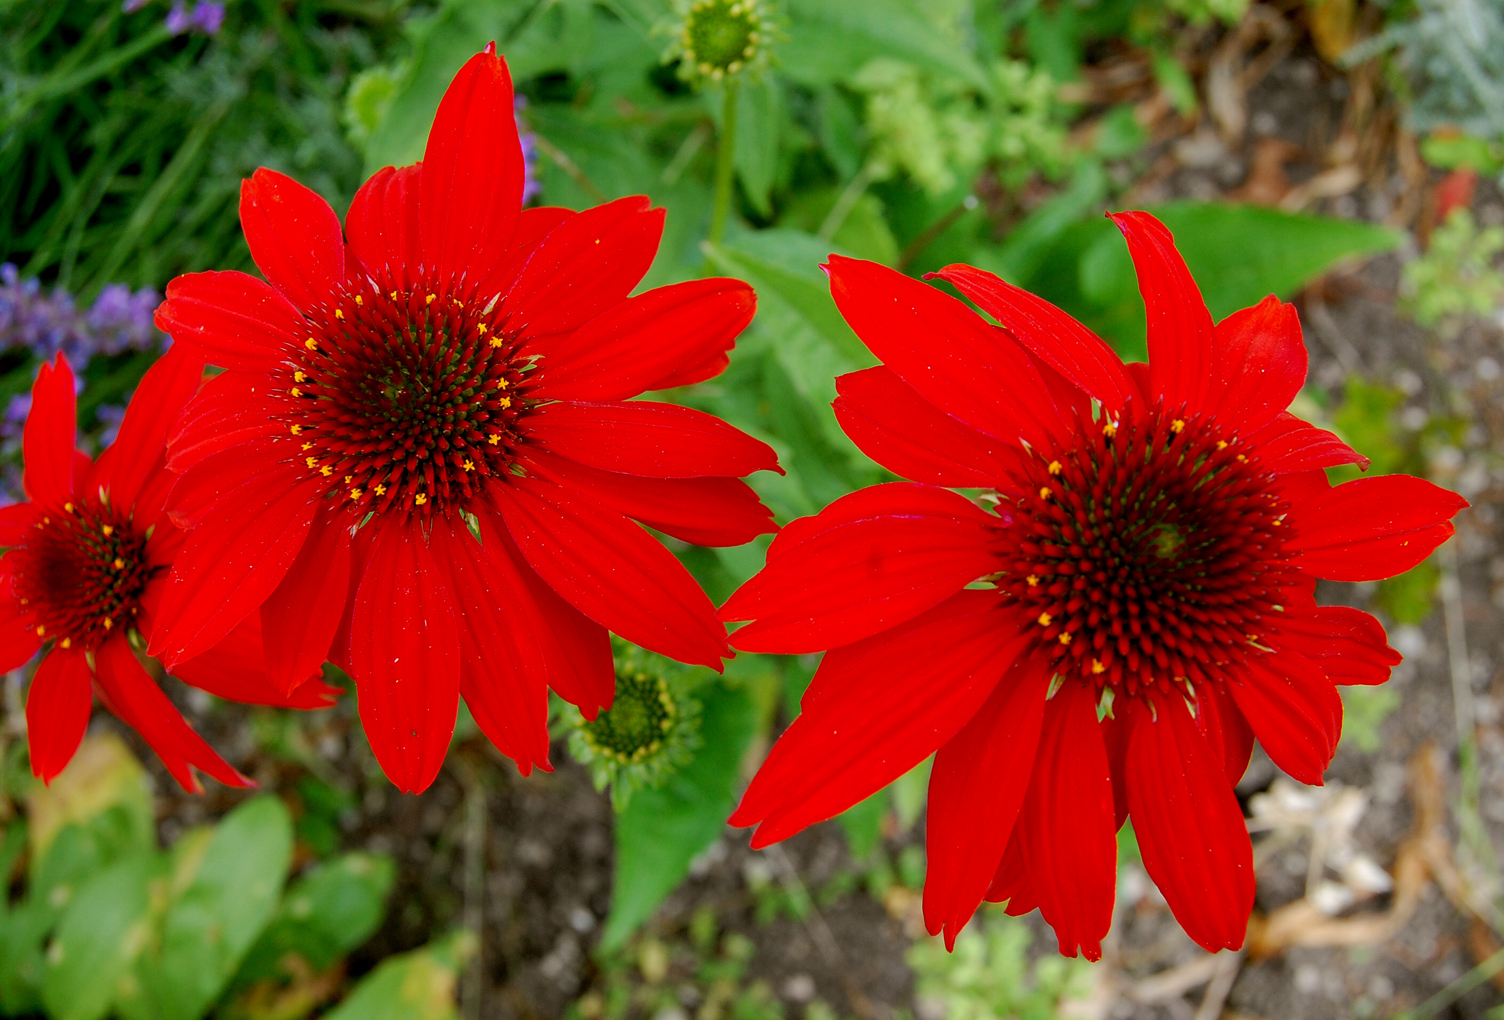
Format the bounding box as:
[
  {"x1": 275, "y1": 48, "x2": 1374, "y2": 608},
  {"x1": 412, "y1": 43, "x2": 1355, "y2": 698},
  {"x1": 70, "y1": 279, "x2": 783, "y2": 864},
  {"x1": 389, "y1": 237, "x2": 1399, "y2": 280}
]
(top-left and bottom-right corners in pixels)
[
  {"x1": 190, "y1": 0, "x2": 224, "y2": 34},
  {"x1": 165, "y1": 1, "x2": 191, "y2": 33},
  {"x1": 515, "y1": 95, "x2": 541, "y2": 204}
]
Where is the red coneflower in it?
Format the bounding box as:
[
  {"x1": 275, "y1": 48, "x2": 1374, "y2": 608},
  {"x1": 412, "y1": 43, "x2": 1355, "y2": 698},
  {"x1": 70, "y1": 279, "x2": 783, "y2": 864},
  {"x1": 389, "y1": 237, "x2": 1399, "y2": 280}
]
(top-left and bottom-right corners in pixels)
[
  {"x1": 0, "y1": 349, "x2": 338, "y2": 792},
  {"x1": 721, "y1": 211, "x2": 1467, "y2": 956},
  {"x1": 149, "y1": 46, "x2": 779, "y2": 794}
]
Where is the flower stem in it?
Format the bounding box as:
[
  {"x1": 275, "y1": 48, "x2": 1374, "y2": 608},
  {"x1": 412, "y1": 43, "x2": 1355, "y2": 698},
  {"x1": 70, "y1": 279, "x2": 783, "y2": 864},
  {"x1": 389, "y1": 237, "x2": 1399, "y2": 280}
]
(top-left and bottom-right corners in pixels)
[{"x1": 709, "y1": 80, "x2": 739, "y2": 246}]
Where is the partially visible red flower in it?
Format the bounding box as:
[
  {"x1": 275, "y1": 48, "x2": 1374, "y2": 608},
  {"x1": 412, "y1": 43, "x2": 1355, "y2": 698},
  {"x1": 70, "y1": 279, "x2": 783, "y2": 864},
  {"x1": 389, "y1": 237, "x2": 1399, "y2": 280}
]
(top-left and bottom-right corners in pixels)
[
  {"x1": 721, "y1": 212, "x2": 1467, "y2": 957},
  {"x1": 148, "y1": 46, "x2": 779, "y2": 794},
  {"x1": 0, "y1": 349, "x2": 339, "y2": 792}
]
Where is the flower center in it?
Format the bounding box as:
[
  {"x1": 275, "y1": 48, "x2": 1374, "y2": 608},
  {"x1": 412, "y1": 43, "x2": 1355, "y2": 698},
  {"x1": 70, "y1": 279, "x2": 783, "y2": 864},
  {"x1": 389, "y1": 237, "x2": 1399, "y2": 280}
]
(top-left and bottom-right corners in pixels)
[
  {"x1": 993, "y1": 402, "x2": 1296, "y2": 703},
  {"x1": 9, "y1": 499, "x2": 152, "y2": 651},
  {"x1": 682, "y1": 0, "x2": 762, "y2": 78},
  {"x1": 580, "y1": 670, "x2": 678, "y2": 765},
  {"x1": 277, "y1": 271, "x2": 527, "y2": 519}
]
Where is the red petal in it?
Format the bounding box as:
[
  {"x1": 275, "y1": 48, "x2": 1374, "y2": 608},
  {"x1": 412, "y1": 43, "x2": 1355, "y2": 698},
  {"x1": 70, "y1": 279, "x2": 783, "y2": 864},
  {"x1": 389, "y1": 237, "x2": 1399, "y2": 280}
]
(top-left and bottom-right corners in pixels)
[
  {"x1": 430, "y1": 517, "x2": 550, "y2": 773},
  {"x1": 1273, "y1": 467, "x2": 1332, "y2": 504},
  {"x1": 933, "y1": 264, "x2": 1134, "y2": 413},
  {"x1": 349, "y1": 524, "x2": 461, "y2": 794},
  {"x1": 93, "y1": 636, "x2": 252, "y2": 793},
  {"x1": 1019, "y1": 680, "x2": 1116, "y2": 960},
  {"x1": 1126, "y1": 696, "x2": 1254, "y2": 952},
  {"x1": 924, "y1": 656, "x2": 1050, "y2": 948},
  {"x1": 0, "y1": 572, "x2": 40, "y2": 672},
  {"x1": 1272, "y1": 605, "x2": 1400, "y2": 686},
  {"x1": 479, "y1": 512, "x2": 615, "y2": 718},
  {"x1": 985, "y1": 834, "x2": 1039, "y2": 916},
  {"x1": 346, "y1": 164, "x2": 422, "y2": 285},
  {"x1": 1107, "y1": 212, "x2": 1216, "y2": 412},
  {"x1": 1209, "y1": 296, "x2": 1307, "y2": 435},
  {"x1": 535, "y1": 278, "x2": 756, "y2": 401},
  {"x1": 260, "y1": 512, "x2": 352, "y2": 695},
  {"x1": 532, "y1": 400, "x2": 780, "y2": 479},
  {"x1": 494, "y1": 475, "x2": 728, "y2": 668},
  {"x1": 23, "y1": 355, "x2": 77, "y2": 506},
  {"x1": 91, "y1": 344, "x2": 203, "y2": 515},
  {"x1": 0, "y1": 502, "x2": 37, "y2": 547},
  {"x1": 26, "y1": 650, "x2": 93, "y2": 783},
  {"x1": 165, "y1": 440, "x2": 284, "y2": 531},
  {"x1": 171, "y1": 614, "x2": 342, "y2": 709},
  {"x1": 471, "y1": 206, "x2": 575, "y2": 302},
  {"x1": 1228, "y1": 650, "x2": 1341, "y2": 785},
  {"x1": 1248, "y1": 412, "x2": 1369, "y2": 473},
  {"x1": 1284, "y1": 475, "x2": 1468, "y2": 581},
  {"x1": 156, "y1": 271, "x2": 303, "y2": 373},
  {"x1": 834, "y1": 367, "x2": 1025, "y2": 488},
  {"x1": 722, "y1": 483, "x2": 999, "y2": 654},
  {"x1": 1195, "y1": 680, "x2": 1256, "y2": 787},
  {"x1": 239, "y1": 168, "x2": 346, "y2": 311},
  {"x1": 826, "y1": 255, "x2": 1067, "y2": 449},
  {"x1": 731, "y1": 592, "x2": 1024, "y2": 846},
  {"x1": 166, "y1": 370, "x2": 281, "y2": 473},
  {"x1": 421, "y1": 50, "x2": 523, "y2": 292},
  {"x1": 149, "y1": 468, "x2": 319, "y2": 667},
  {"x1": 528, "y1": 450, "x2": 775, "y2": 547},
  {"x1": 504, "y1": 196, "x2": 664, "y2": 337}
]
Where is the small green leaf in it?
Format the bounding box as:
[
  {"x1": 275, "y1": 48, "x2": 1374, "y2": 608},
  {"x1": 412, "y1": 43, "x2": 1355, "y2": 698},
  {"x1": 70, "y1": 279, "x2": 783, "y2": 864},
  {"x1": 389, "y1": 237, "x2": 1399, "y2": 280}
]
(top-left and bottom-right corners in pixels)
[
  {"x1": 601, "y1": 680, "x2": 758, "y2": 951},
  {"x1": 322, "y1": 932, "x2": 474, "y2": 1020},
  {"x1": 781, "y1": 0, "x2": 992, "y2": 93},
  {"x1": 42, "y1": 854, "x2": 158, "y2": 1020},
  {"x1": 734, "y1": 79, "x2": 783, "y2": 217}
]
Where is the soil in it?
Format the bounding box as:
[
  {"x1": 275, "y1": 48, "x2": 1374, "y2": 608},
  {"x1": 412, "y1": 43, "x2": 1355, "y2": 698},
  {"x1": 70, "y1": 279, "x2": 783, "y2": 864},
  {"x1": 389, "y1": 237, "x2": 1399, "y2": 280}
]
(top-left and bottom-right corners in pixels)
[{"x1": 68, "y1": 20, "x2": 1504, "y2": 1020}]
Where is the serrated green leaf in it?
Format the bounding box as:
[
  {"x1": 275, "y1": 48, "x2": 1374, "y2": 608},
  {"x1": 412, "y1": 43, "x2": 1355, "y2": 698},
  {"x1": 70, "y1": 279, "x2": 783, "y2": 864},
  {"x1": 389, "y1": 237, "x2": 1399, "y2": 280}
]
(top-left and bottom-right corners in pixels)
[
  {"x1": 601, "y1": 680, "x2": 758, "y2": 951},
  {"x1": 42, "y1": 853, "x2": 158, "y2": 1020},
  {"x1": 117, "y1": 797, "x2": 293, "y2": 1020}
]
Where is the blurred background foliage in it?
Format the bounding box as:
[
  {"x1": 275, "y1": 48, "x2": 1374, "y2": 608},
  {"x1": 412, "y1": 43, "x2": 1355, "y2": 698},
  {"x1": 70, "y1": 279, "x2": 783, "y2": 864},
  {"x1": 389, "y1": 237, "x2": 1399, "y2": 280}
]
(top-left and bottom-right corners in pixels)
[{"x1": 3, "y1": 0, "x2": 1504, "y2": 1014}]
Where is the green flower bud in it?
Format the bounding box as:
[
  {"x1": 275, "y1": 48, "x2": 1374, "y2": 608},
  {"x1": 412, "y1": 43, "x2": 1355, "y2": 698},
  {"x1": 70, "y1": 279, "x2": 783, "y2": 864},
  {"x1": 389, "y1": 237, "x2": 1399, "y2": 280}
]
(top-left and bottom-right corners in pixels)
[
  {"x1": 666, "y1": 0, "x2": 776, "y2": 85},
  {"x1": 564, "y1": 642, "x2": 702, "y2": 811}
]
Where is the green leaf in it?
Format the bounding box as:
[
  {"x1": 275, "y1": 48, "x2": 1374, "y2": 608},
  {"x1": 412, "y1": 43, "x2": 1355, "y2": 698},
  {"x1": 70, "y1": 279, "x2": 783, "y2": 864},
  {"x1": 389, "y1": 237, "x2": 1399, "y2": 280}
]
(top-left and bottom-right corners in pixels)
[
  {"x1": 836, "y1": 791, "x2": 887, "y2": 862},
  {"x1": 231, "y1": 852, "x2": 395, "y2": 988},
  {"x1": 1012, "y1": 202, "x2": 1400, "y2": 360},
  {"x1": 602, "y1": 680, "x2": 758, "y2": 951},
  {"x1": 117, "y1": 797, "x2": 293, "y2": 1020},
  {"x1": 782, "y1": 0, "x2": 992, "y2": 93},
  {"x1": 42, "y1": 853, "x2": 158, "y2": 1020},
  {"x1": 734, "y1": 78, "x2": 783, "y2": 217},
  {"x1": 322, "y1": 932, "x2": 474, "y2": 1020}
]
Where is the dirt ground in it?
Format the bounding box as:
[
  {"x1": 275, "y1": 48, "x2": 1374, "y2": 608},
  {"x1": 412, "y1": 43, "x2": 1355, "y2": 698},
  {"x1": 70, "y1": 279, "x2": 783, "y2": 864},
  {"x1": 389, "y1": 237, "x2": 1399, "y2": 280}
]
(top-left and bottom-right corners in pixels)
[{"x1": 79, "y1": 31, "x2": 1504, "y2": 1020}]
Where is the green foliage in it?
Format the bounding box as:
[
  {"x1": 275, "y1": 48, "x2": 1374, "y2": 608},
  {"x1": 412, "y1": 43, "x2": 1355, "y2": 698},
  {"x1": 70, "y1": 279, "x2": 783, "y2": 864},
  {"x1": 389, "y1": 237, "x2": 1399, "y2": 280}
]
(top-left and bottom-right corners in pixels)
[
  {"x1": 602, "y1": 678, "x2": 757, "y2": 951},
  {"x1": 1340, "y1": 686, "x2": 1402, "y2": 753},
  {"x1": 908, "y1": 909, "x2": 1095, "y2": 1020},
  {"x1": 320, "y1": 931, "x2": 475, "y2": 1020},
  {"x1": 1400, "y1": 208, "x2": 1504, "y2": 329}
]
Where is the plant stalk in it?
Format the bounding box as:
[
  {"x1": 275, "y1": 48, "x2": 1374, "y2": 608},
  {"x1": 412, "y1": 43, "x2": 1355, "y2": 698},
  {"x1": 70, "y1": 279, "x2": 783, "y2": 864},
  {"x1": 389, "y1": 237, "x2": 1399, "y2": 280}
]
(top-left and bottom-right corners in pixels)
[{"x1": 708, "y1": 80, "x2": 740, "y2": 246}]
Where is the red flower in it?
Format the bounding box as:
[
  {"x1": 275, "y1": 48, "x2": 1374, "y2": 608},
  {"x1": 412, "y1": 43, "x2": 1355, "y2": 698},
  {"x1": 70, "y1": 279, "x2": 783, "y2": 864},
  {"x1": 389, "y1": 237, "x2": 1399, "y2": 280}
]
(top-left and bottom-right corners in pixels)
[
  {"x1": 0, "y1": 349, "x2": 339, "y2": 792},
  {"x1": 721, "y1": 212, "x2": 1467, "y2": 957},
  {"x1": 148, "y1": 46, "x2": 779, "y2": 794}
]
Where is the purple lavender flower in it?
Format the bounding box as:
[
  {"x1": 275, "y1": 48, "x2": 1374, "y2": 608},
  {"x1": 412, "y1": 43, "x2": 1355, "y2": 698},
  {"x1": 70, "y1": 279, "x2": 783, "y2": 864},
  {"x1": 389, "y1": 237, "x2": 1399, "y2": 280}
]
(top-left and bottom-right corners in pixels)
[
  {"x1": 190, "y1": 1, "x2": 224, "y2": 34},
  {"x1": 515, "y1": 96, "x2": 541, "y2": 204},
  {"x1": 95, "y1": 404, "x2": 128, "y2": 447},
  {"x1": 0, "y1": 264, "x2": 164, "y2": 369},
  {"x1": 165, "y1": 2, "x2": 191, "y2": 33}
]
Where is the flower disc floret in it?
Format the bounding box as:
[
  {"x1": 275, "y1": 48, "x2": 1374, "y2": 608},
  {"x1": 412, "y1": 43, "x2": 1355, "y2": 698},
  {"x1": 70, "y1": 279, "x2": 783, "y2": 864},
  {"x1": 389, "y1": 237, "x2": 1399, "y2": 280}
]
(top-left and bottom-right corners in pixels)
[
  {"x1": 995, "y1": 401, "x2": 1295, "y2": 703},
  {"x1": 10, "y1": 499, "x2": 152, "y2": 651},
  {"x1": 280, "y1": 271, "x2": 528, "y2": 520},
  {"x1": 580, "y1": 669, "x2": 678, "y2": 765},
  {"x1": 676, "y1": 0, "x2": 768, "y2": 81}
]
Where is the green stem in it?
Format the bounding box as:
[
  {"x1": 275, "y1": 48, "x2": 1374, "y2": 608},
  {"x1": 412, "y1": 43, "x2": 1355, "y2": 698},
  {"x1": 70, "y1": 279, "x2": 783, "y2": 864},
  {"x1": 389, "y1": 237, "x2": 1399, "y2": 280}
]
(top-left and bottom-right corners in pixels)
[{"x1": 708, "y1": 80, "x2": 739, "y2": 246}]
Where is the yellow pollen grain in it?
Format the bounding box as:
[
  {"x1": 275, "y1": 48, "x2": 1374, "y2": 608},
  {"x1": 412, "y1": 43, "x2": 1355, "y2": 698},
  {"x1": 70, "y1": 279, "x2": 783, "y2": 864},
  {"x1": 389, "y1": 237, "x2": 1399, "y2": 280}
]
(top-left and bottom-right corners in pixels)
[
  {"x1": 1216, "y1": 440, "x2": 1228, "y2": 450},
  {"x1": 343, "y1": 475, "x2": 352, "y2": 483},
  {"x1": 477, "y1": 323, "x2": 488, "y2": 334},
  {"x1": 1048, "y1": 460, "x2": 1062, "y2": 475},
  {"x1": 305, "y1": 338, "x2": 318, "y2": 350},
  {"x1": 1271, "y1": 519, "x2": 1281, "y2": 526},
  {"x1": 101, "y1": 524, "x2": 113, "y2": 536},
  {"x1": 1170, "y1": 419, "x2": 1185, "y2": 433},
  {"x1": 290, "y1": 387, "x2": 302, "y2": 398},
  {"x1": 1236, "y1": 454, "x2": 1247, "y2": 462},
  {"x1": 425, "y1": 294, "x2": 436, "y2": 305},
  {"x1": 334, "y1": 309, "x2": 344, "y2": 320},
  {"x1": 1037, "y1": 612, "x2": 1052, "y2": 627},
  {"x1": 389, "y1": 291, "x2": 398, "y2": 300},
  {"x1": 354, "y1": 295, "x2": 364, "y2": 306},
  {"x1": 102, "y1": 617, "x2": 112, "y2": 630},
  {"x1": 35, "y1": 625, "x2": 44, "y2": 636},
  {"x1": 1091, "y1": 659, "x2": 1105, "y2": 674},
  {"x1": 1058, "y1": 632, "x2": 1073, "y2": 645},
  {"x1": 60, "y1": 638, "x2": 70, "y2": 649},
  {"x1": 294, "y1": 371, "x2": 306, "y2": 383},
  {"x1": 1026, "y1": 575, "x2": 1039, "y2": 587},
  {"x1": 498, "y1": 396, "x2": 512, "y2": 409},
  {"x1": 290, "y1": 424, "x2": 302, "y2": 435},
  {"x1": 301, "y1": 442, "x2": 312, "y2": 451},
  {"x1": 113, "y1": 558, "x2": 124, "y2": 570},
  {"x1": 374, "y1": 484, "x2": 386, "y2": 496},
  {"x1": 489, "y1": 337, "x2": 503, "y2": 348},
  {"x1": 414, "y1": 493, "x2": 428, "y2": 505},
  {"x1": 65, "y1": 502, "x2": 75, "y2": 513},
  {"x1": 1038, "y1": 486, "x2": 1052, "y2": 500},
  {"x1": 1103, "y1": 422, "x2": 1117, "y2": 437},
  {"x1": 306, "y1": 457, "x2": 318, "y2": 468},
  {"x1": 319, "y1": 465, "x2": 333, "y2": 477},
  {"x1": 463, "y1": 460, "x2": 475, "y2": 472},
  {"x1": 350, "y1": 488, "x2": 362, "y2": 500},
  {"x1": 487, "y1": 434, "x2": 501, "y2": 446}
]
